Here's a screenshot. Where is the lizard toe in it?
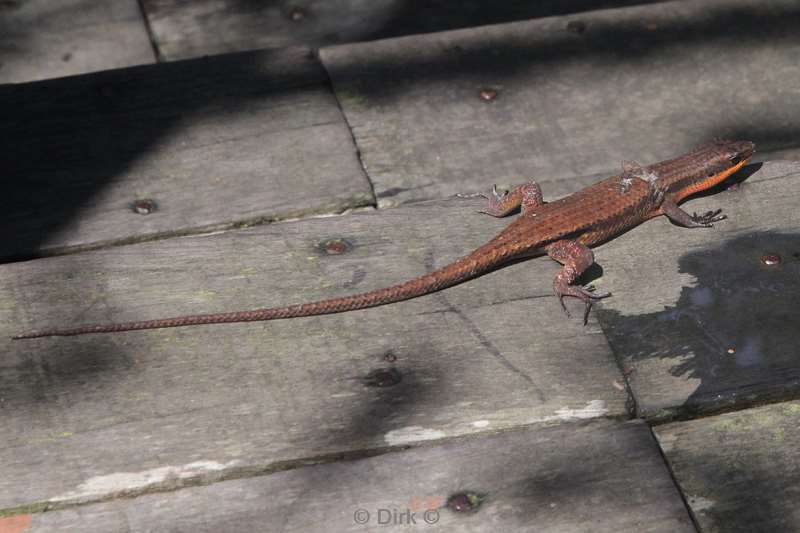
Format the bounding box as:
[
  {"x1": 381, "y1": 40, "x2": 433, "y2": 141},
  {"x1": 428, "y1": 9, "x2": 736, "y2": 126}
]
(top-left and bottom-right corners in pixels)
[
  {"x1": 583, "y1": 301, "x2": 594, "y2": 326},
  {"x1": 580, "y1": 285, "x2": 611, "y2": 299}
]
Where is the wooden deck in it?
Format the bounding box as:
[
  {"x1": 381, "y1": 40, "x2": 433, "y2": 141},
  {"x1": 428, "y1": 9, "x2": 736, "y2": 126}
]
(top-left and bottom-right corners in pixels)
[
  {"x1": 0, "y1": 0, "x2": 154, "y2": 84},
  {"x1": 2, "y1": 1, "x2": 800, "y2": 531}
]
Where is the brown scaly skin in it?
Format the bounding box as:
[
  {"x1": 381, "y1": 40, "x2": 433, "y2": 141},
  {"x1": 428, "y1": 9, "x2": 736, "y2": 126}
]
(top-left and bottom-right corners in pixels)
[{"x1": 13, "y1": 140, "x2": 755, "y2": 339}]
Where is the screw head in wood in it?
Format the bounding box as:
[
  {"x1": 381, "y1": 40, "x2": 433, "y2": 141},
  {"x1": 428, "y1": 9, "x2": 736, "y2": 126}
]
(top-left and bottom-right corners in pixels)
[
  {"x1": 131, "y1": 199, "x2": 157, "y2": 215},
  {"x1": 479, "y1": 88, "x2": 498, "y2": 101},
  {"x1": 446, "y1": 492, "x2": 484, "y2": 513},
  {"x1": 320, "y1": 238, "x2": 351, "y2": 255}
]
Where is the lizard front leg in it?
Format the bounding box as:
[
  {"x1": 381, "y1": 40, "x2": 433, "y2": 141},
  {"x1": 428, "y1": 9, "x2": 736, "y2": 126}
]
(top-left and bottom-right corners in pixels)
[
  {"x1": 479, "y1": 181, "x2": 544, "y2": 217},
  {"x1": 546, "y1": 239, "x2": 610, "y2": 324},
  {"x1": 660, "y1": 197, "x2": 726, "y2": 228}
]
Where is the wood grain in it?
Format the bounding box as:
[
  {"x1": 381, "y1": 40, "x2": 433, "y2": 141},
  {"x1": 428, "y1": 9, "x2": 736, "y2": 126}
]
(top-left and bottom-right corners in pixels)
[
  {"x1": 0, "y1": 47, "x2": 372, "y2": 261},
  {"x1": 0, "y1": 196, "x2": 627, "y2": 511},
  {"x1": 654, "y1": 401, "x2": 800, "y2": 532},
  {"x1": 320, "y1": 0, "x2": 800, "y2": 206},
  {"x1": 24, "y1": 420, "x2": 694, "y2": 532},
  {"x1": 139, "y1": 0, "x2": 667, "y2": 61},
  {"x1": 0, "y1": 0, "x2": 154, "y2": 83}
]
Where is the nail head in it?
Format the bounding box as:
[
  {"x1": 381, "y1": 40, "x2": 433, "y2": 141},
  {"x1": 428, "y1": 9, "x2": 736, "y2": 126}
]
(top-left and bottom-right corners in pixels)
[
  {"x1": 321, "y1": 239, "x2": 351, "y2": 255},
  {"x1": 479, "y1": 88, "x2": 498, "y2": 101},
  {"x1": 131, "y1": 199, "x2": 157, "y2": 215},
  {"x1": 446, "y1": 492, "x2": 484, "y2": 513}
]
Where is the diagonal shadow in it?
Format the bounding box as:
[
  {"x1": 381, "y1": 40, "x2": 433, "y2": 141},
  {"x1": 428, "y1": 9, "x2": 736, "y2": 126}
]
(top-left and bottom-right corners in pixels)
[
  {"x1": 0, "y1": 47, "x2": 326, "y2": 262},
  {"x1": 3, "y1": 1, "x2": 800, "y2": 264},
  {"x1": 211, "y1": 0, "x2": 673, "y2": 49},
  {"x1": 325, "y1": 1, "x2": 800, "y2": 94},
  {"x1": 1, "y1": 4, "x2": 800, "y2": 514}
]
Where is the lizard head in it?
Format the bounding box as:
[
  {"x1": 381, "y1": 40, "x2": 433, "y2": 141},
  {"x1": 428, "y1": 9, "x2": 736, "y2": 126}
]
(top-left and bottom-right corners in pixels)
[
  {"x1": 715, "y1": 139, "x2": 756, "y2": 166},
  {"x1": 664, "y1": 139, "x2": 756, "y2": 202},
  {"x1": 702, "y1": 139, "x2": 756, "y2": 182}
]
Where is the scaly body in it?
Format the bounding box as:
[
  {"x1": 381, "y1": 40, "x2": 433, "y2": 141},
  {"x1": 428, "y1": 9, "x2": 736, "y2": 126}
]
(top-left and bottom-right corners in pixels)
[{"x1": 13, "y1": 140, "x2": 755, "y2": 339}]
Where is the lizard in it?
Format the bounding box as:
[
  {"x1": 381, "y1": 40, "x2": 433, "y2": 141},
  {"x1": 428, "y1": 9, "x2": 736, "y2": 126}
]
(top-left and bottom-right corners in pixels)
[{"x1": 12, "y1": 139, "x2": 755, "y2": 339}]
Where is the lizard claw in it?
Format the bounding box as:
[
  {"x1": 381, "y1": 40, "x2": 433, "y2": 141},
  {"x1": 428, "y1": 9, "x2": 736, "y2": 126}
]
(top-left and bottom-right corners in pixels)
[
  {"x1": 491, "y1": 184, "x2": 508, "y2": 200},
  {"x1": 477, "y1": 184, "x2": 507, "y2": 201},
  {"x1": 477, "y1": 185, "x2": 511, "y2": 217},
  {"x1": 558, "y1": 293, "x2": 571, "y2": 318},
  {"x1": 457, "y1": 185, "x2": 506, "y2": 200},
  {"x1": 690, "y1": 209, "x2": 726, "y2": 227},
  {"x1": 578, "y1": 285, "x2": 611, "y2": 299},
  {"x1": 578, "y1": 289, "x2": 611, "y2": 325},
  {"x1": 555, "y1": 284, "x2": 611, "y2": 324},
  {"x1": 583, "y1": 300, "x2": 594, "y2": 326},
  {"x1": 457, "y1": 185, "x2": 509, "y2": 207}
]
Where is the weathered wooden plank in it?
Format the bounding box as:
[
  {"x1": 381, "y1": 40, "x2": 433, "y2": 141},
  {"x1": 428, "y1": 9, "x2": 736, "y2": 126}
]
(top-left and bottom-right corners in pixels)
[
  {"x1": 320, "y1": 0, "x2": 800, "y2": 207},
  {"x1": 594, "y1": 161, "x2": 800, "y2": 420},
  {"x1": 0, "y1": 47, "x2": 372, "y2": 261},
  {"x1": 0, "y1": 197, "x2": 628, "y2": 511},
  {"x1": 654, "y1": 401, "x2": 800, "y2": 532},
  {"x1": 19, "y1": 420, "x2": 694, "y2": 532},
  {"x1": 0, "y1": 0, "x2": 154, "y2": 84},
  {"x1": 140, "y1": 0, "x2": 667, "y2": 61}
]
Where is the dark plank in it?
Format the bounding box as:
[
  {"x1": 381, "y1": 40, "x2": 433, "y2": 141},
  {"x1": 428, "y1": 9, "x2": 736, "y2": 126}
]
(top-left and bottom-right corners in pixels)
[
  {"x1": 654, "y1": 401, "x2": 800, "y2": 532},
  {"x1": 0, "y1": 47, "x2": 372, "y2": 261},
  {"x1": 140, "y1": 0, "x2": 667, "y2": 61},
  {"x1": 0, "y1": 197, "x2": 627, "y2": 512},
  {"x1": 321, "y1": 0, "x2": 800, "y2": 206},
  {"x1": 21, "y1": 420, "x2": 694, "y2": 532},
  {"x1": 594, "y1": 161, "x2": 800, "y2": 420},
  {"x1": 0, "y1": 0, "x2": 154, "y2": 84}
]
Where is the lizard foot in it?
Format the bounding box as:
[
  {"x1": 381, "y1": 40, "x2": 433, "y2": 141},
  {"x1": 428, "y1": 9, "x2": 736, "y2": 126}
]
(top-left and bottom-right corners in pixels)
[
  {"x1": 556, "y1": 284, "x2": 611, "y2": 325},
  {"x1": 477, "y1": 185, "x2": 510, "y2": 217},
  {"x1": 690, "y1": 209, "x2": 726, "y2": 227}
]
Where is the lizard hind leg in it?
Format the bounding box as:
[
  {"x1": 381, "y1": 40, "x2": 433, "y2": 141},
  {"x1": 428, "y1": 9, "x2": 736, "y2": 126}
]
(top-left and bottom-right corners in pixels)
[
  {"x1": 478, "y1": 180, "x2": 544, "y2": 217},
  {"x1": 546, "y1": 239, "x2": 611, "y2": 324}
]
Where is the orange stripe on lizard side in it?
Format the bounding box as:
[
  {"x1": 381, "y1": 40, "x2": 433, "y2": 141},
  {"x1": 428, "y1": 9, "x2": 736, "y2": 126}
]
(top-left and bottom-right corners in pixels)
[{"x1": 673, "y1": 158, "x2": 750, "y2": 203}]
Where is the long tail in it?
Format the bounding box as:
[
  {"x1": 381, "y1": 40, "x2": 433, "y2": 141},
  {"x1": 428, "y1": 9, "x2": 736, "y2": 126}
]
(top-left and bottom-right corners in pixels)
[{"x1": 13, "y1": 237, "x2": 523, "y2": 339}]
